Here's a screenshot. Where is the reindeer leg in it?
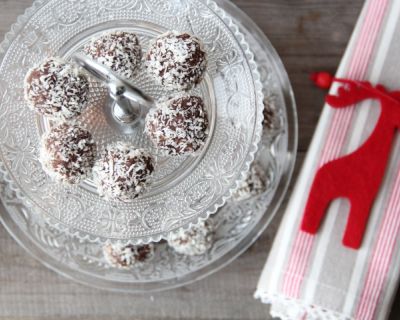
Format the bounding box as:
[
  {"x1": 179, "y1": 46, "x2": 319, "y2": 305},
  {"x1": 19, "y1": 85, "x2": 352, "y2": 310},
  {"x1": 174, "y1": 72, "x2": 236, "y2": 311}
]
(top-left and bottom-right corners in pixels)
[
  {"x1": 343, "y1": 194, "x2": 375, "y2": 249},
  {"x1": 301, "y1": 165, "x2": 339, "y2": 234}
]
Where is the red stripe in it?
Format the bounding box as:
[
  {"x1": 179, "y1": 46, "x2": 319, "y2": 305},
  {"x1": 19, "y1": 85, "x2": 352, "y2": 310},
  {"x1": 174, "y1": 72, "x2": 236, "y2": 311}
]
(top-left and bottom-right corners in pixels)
[
  {"x1": 356, "y1": 166, "x2": 400, "y2": 319},
  {"x1": 356, "y1": 185, "x2": 400, "y2": 318},
  {"x1": 282, "y1": 233, "x2": 313, "y2": 295},
  {"x1": 287, "y1": 234, "x2": 313, "y2": 296},
  {"x1": 281, "y1": 0, "x2": 388, "y2": 299},
  {"x1": 282, "y1": 233, "x2": 301, "y2": 294}
]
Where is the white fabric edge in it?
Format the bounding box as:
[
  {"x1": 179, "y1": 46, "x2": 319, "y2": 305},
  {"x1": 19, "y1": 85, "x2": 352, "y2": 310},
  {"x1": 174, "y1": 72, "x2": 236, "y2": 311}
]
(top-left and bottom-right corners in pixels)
[{"x1": 254, "y1": 290, "x2": 354, "y2": 320}]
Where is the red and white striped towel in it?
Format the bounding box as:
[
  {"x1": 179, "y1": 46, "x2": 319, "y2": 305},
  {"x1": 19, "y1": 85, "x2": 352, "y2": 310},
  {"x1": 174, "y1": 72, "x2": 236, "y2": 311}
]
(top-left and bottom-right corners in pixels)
[{"x1": 255, "y1": 1, "x2": 400, "y2": 319}]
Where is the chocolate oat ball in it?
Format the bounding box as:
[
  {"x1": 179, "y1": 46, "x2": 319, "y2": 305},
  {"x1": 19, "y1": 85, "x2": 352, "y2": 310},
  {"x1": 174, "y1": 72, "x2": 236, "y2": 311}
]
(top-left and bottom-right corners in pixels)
[
  {"x1": 24, "y1": 57, "x2": 89, "y2": 120},
  {"x1": 103, "y1": 243, "x2": 155, "y2": 269},
  {"x1": 167, "y1": 220, "x2": 214, "y2": 256},
  {"x1": 40, "y1": 123, "x2": 96, "y2": 184},
  {"x1": 83, "y1": 31, "x2": 142, "y2": 79},
  {"x1": 93, "y1": 142, "x2": 154, "y2": 202},
  {"x1": 145, "y1": 95, "x2": 208, "y2": 156},
  {"x1": 146, "y1": 31, "x2": 207, "y2": 90}
]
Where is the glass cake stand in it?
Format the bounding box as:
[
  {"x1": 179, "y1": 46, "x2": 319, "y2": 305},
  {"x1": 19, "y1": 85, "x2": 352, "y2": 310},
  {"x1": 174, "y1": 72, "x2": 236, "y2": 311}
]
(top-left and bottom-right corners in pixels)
[{"x1": 0, "y1": 0, "x2": 297, "y2": 291}]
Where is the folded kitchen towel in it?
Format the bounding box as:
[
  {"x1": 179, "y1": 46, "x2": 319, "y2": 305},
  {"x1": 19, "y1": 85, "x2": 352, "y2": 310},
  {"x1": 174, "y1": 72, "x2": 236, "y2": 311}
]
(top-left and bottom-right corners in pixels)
[{"x1": 255, "y1": 0, "x2": 400, "y2": 319}]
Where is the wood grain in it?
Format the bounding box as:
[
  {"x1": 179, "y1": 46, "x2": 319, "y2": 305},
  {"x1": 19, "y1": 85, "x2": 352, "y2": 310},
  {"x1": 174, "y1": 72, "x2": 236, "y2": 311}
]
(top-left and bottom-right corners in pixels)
[{"x1": 2, "y1": 1, "x2": 398, "y2": 320}]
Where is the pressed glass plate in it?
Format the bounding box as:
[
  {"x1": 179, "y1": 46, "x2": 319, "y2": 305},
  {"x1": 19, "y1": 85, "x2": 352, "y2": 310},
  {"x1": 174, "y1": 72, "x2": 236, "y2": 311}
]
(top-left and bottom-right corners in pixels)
[
  {"x1": 0, "y1": 0, "x2": 297, "y2": 291},
  {"x1": 0, "y1": 0, "x2": 265, "y2": 244}
]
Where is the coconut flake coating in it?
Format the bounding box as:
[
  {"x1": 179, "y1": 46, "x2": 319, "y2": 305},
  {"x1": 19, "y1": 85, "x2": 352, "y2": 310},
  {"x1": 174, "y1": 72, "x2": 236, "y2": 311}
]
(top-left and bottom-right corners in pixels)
[
  {"x1": 40, "y1": 123, "x2": 96, "y2": 184},
  {"x1": 145, "y1": 95, "x2": 208, "y2": 156},
  {"x1": 83, "y1": 31, "x2": 142, "y2": 79},
  {"x1": 24, "y1": 57, "x2": 89, "y2": 120},
  {"x1": 93, "y1": 142, "x2": 154, "y2": 202},
  {"x1": 146, "y1": 31, "x2": 207, "y2": 90},
  {"x1": 232, "y1": 163, "x2": 265, "y2": 201},
  {"x1": 103, "y1": 243, "x2": 155, "y2": 269},
  {"x1": 167, "y1": 220, "x2": 214, "y2": 256}
]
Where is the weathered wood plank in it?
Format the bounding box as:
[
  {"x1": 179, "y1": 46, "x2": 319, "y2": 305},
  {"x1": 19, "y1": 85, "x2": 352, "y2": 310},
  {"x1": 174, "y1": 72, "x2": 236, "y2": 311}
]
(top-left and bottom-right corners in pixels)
[{"x1": 4, "y1": 1, "x2": 396, "y2": 320}]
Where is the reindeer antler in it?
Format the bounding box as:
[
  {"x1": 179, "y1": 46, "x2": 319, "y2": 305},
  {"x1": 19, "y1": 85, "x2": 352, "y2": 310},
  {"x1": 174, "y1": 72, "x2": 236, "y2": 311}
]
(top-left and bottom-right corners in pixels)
[{"x1": 326, "y1": 79, "x2": 398, "y2": 108}]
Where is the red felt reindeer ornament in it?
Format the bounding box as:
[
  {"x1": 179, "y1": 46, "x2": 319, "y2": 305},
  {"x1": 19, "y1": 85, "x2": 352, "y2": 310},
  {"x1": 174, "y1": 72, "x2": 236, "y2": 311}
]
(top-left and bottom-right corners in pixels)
[{"x1": 301, "y1": 79, "x2": 400, "y2": 249}]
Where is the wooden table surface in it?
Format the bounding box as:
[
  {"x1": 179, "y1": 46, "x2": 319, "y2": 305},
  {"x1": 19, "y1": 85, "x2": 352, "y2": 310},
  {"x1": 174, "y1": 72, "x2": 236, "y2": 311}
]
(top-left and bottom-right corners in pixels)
[{"x1": 1, "y1": 0, "x2": 399, "y2": 319}]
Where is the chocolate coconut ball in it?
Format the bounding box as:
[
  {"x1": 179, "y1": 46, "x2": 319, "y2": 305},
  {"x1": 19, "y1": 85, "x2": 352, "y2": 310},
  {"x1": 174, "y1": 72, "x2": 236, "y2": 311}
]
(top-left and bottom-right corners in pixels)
[
  {"x1": 40, "y1": 123, "x2": 96, "y2": 184},
  {"x1": 262, "y1": 96, "x2": 278, "y2": 130},
  {"x1": 167, "y1": 220, "x2": 214, "y2": 256},
  {"x1": 83, "y1": 31, "x2": 142, "y2": 79},
  {"x1": 146, "y1": 31, "x2": 207, "y2": 90},
  {"x1": 232, "y1": 163, "x2": 265, "y2": 201},
  {"x1": 93, "y1": 142, "x2": 154, "y2": 202},
  {"x1": 103, "y1": 243, "x2": 155, "y2": 269},
  {"x1": 24, "y1": 57, "x2": 89, "y2": 120},
  {"x1": 145, "y1": 95, "x2": 208, "y2": 156}
]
